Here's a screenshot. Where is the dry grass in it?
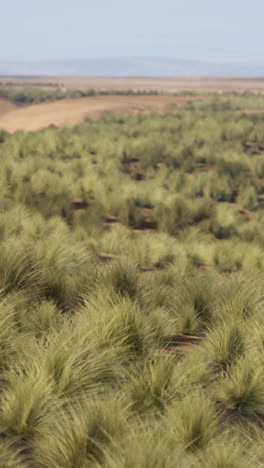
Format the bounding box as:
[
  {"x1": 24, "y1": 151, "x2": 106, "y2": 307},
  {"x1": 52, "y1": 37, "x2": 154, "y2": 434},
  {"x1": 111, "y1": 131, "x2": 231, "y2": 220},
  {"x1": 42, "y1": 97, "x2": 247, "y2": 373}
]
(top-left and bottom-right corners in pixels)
[{"x1": 0, "y1": 92, "x2": 264, "y2": 465}]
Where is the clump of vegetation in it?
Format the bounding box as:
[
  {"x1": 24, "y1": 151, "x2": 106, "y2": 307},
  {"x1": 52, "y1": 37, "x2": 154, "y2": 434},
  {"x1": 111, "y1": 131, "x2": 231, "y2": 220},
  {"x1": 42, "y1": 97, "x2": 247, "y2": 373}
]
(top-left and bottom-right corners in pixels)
[
  {"x1": 218, "y1": 356, "x2": 264, "y2": 414},
  {"x1": 167, "y1": 392, "x2": 220, "y2": 451}
]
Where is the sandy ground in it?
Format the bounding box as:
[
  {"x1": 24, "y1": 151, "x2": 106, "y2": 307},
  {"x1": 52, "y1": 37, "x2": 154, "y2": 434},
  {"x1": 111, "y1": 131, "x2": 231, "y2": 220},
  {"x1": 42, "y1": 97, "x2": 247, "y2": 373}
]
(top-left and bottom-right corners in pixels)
[
  {"x1": 0, "y1": 98, "x2": 20, "y2": 117},
  {"x1": 1, "y1": 76, "x2": 264, "y2": 92},
  {"x1": 0, "y1": 95, "x2": 199, "y2": 133}
]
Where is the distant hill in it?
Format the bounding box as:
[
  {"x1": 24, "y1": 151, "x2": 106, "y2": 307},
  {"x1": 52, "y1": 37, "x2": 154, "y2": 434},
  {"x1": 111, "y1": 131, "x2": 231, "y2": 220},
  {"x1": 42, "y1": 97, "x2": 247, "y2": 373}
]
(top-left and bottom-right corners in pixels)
[{"x1": 1, "y1": 58, "x2": 264, "y2": 77}]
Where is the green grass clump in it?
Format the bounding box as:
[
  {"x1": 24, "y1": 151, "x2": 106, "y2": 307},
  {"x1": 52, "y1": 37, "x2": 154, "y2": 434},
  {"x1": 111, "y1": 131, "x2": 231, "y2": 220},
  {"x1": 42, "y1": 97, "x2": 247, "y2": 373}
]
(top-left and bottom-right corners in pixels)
[
  {"x1": 205, "y1": 319, "x2": 246, "y2": 370},
  {"x1": 167, "y1": 392, "x2": 220, "y2": 451},
  {"x1": 218, "y1": 356, "x2": 264, "y2": 414},
  {"x1": 0, "y1": 240, "x2": 42, "y2": 297},
  {"x1": 22, "y1": 300, "x2": 63, "y2": 337},
  {"x1": 0, "y1": 368, "x2": 55, "y2": 439},
  {"x1": 100, "y1": 424, "x2": 193, "y2": 468},
  {"x1": 197, "y1": 433, "x2": 252, "y2": 468},
  {"x1": 79, "y1": 294, "x2": 163, "y2": 361},
  {"x1": 126, "y1": 357, "x2": 186, "y2": 415},
  {"x1": 99, "y1": 259, "x2": 140, "y2": 301},
  {"x1": 209, "y1": 205, "x2": 238, "y2": 239},
  {"x1": 34, "y1": 398, "x2": 130, "y2": 467},
  {"x1": 0, "y1": 441, "x2": 26, "y2": 468},
  {"x1": 237, "y1": 186, "x2": 258, "y2": 210},
  {"x1": 0, "y1": 296, "x2": 19, "y2": 370},
  {"x1": 154, "y1": 196, "x2": 190, "y2": 235},
  {"x1": 42, "y1": 324, "x2": 125, "y2": 399}
]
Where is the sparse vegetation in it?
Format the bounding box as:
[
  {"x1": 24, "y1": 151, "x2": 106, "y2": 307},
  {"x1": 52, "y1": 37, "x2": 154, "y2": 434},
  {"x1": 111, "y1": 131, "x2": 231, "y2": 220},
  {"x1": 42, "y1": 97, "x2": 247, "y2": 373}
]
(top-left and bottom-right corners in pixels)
[{"x1": 0, "y1": 92, "x2": 263, "y2": 465}]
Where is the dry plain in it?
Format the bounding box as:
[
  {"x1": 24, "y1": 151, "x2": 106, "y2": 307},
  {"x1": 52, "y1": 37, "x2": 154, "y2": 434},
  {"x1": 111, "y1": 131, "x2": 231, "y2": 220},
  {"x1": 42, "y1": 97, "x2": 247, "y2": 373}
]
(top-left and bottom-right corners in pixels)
[
  {"x1": 1, "y1": 77, "x2": 264, "y2": 133},
  {"x1": 0, "y1": 95, "x2": 199, "y2": 133},
  {"x1": 1, "y1": 76, "x2": 264, "y2": 92}
]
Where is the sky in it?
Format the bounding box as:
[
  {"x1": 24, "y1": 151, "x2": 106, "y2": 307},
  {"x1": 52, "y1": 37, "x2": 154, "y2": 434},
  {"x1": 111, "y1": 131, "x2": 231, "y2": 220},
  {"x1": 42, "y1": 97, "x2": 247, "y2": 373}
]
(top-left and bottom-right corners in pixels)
[{"x1": 1, "y1": 0, "x2": 264, "y2": 64}]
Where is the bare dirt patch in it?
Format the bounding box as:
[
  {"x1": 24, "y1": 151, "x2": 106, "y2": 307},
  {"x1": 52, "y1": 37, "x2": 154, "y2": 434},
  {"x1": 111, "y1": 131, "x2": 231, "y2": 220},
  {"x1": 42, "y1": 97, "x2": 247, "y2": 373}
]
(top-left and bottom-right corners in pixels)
[
  {"x1": 0, "y1": 95, "x2": 200, "y2": 133},
  {"x1": 0, "y1": 98, "x2": 20, "y2": 118},
  {"x1": 156, "y1": 335, "x2": 204, "y2": 355}
]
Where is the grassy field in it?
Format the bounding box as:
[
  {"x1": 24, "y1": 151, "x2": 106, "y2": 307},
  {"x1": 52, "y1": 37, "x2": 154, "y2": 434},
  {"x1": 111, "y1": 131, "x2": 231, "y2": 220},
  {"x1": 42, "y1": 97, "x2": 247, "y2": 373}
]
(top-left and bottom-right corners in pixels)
[{"x1": 1, "y1": 92, "x2": 264, "y2": 466}]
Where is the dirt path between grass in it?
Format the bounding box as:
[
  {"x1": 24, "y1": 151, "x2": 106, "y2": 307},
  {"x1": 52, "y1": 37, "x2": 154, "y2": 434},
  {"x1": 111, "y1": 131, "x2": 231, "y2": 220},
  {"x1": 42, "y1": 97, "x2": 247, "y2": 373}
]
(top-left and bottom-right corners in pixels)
[{"x1": 0, "y1": 95, "x2": 201, "y2": 133}]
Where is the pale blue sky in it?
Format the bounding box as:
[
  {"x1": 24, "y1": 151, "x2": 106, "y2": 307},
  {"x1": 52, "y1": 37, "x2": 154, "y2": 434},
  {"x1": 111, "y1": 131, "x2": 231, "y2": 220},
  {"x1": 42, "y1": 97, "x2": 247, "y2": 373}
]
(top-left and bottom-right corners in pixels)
[{"x1": 1, "y1": 0, "x2": 264, "y2": 64}]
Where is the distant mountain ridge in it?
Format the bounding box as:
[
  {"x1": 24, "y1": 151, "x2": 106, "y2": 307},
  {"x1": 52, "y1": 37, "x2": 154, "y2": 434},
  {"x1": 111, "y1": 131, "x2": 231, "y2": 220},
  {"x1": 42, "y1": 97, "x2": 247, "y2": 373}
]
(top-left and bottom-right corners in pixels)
[{"x1": 1, "y1": 58, "x2": 264, "y2": 77}]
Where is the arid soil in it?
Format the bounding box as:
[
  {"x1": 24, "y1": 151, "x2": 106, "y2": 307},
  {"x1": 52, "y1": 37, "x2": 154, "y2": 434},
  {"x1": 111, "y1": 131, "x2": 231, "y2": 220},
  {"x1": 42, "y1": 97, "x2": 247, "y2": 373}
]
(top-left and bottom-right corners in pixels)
[
  {"x1": 0, "y1": 95, "x2": 199, "y2": 133},
  {"x1": 0, "y1": 98, "x2": 20, "y2": 117},
  {"x1": 1, "y1": 76, "x2": 264, "y2": 132}
]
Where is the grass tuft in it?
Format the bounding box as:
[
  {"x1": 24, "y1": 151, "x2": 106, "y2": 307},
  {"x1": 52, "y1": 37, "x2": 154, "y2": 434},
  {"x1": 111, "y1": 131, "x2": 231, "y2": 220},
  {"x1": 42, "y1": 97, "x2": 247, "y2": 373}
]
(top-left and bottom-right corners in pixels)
[
  {"x1": 167, "y1": 391, "x2": 220, "y2": 451},
  {"x1": 218, "y1": 356, "x2": 264, "y2": 414}
]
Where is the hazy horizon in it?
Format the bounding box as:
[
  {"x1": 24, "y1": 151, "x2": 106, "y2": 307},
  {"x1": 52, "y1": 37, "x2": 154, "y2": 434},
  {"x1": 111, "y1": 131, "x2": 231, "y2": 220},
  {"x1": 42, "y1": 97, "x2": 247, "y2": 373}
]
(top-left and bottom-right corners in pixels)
[
  {"x1": 1, "y1": 57, "x2": 264, "y2": 78},
  {"x1": 1, "y1": 0, "x2": 264, "y2": 66}
]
